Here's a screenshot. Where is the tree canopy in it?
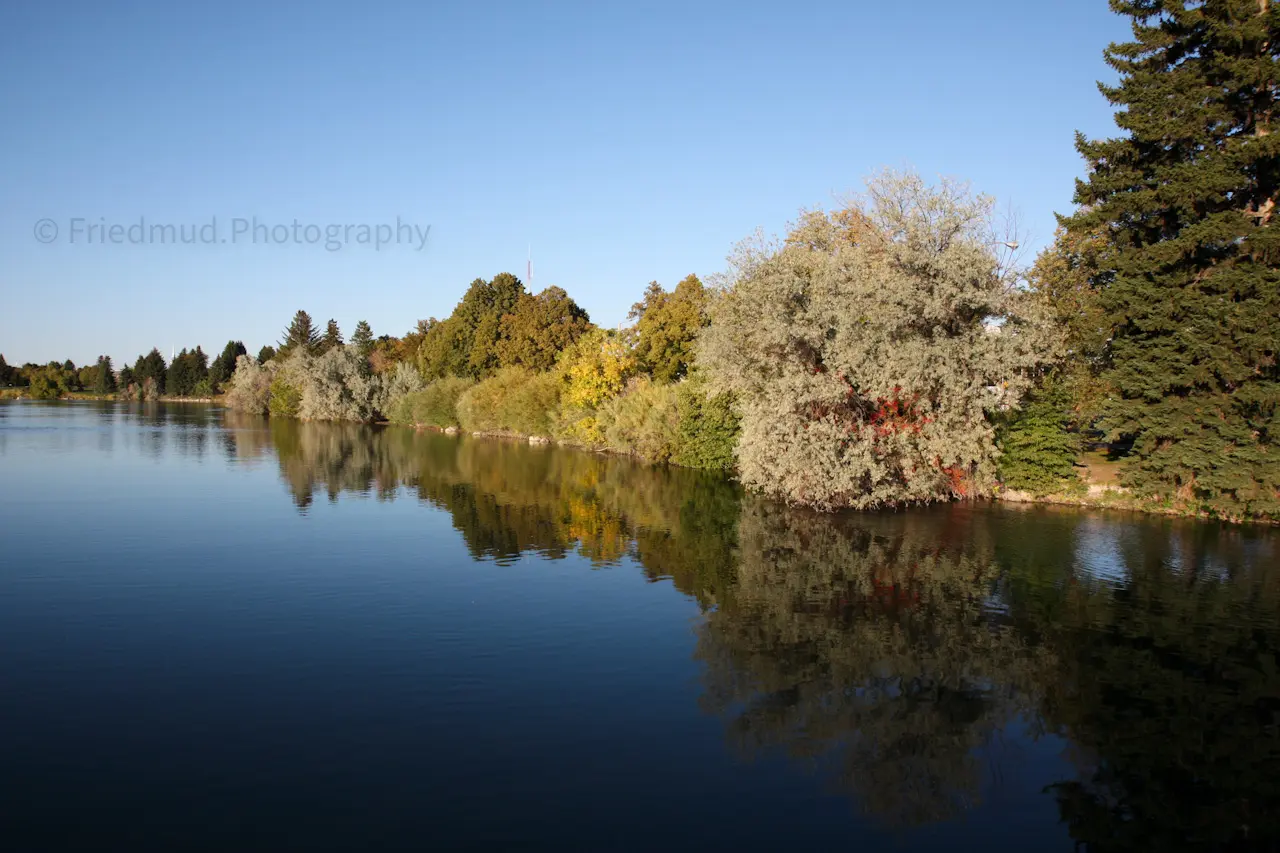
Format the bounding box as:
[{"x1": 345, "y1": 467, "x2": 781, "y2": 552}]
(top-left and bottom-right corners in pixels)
[
  {"x1": 496, "y1": 286, "x2": 592, "y2": 372},
  {"x1": 278, "y1": 310, "x2": 321, "y2": 358},
  {"x1": 700, "y1": 170, "x2": 1053, "y2": 509},
  {"x1": 630, "y1": 274, "x2": 708, "y2": 382}
]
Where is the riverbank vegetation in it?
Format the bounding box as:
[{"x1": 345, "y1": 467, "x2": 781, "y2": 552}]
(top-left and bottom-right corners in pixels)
[{"x1": 4, "y1": 2, "x2": 1275, "y2": 520}]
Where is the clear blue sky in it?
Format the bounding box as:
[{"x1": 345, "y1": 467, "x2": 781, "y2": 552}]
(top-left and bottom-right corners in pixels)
[{"x1": 1, "y1": 0, "x2": 1130, "y2": 367}]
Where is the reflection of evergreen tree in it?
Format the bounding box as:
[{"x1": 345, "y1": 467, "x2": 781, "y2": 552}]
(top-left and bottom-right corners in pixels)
[{"x1": 1034, "y1": 524, "x2": 1280, "y2": 852}]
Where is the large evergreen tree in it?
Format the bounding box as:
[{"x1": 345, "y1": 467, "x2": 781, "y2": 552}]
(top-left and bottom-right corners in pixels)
[
  {"x1": 167, "y1": 348, "x2": 193, "y2": 396},
  {"x1": 93, "y1": 355, "x2": 117, "y2": 394},
  {"x1": 321, "y1": 319, "x2": 343, "y2": 353},
  {"x1": 192, "y1": 346, "x2": 209, "y2": 382},
  {"x1": 1068, "y1": 0, "x2": 1280, "y2": 519},
  {"x1": 209, "y1": 340, "x2": 248, "y2": 389},
  {"x1": 351, "y1": 320, "x2": 374, "y2": 358},
  {"x1": 134, "y1": 348, "x2": 167, "y2": 393},
  {"x1": 279, "y1": 310, "x2": 321, "y2": 358}
]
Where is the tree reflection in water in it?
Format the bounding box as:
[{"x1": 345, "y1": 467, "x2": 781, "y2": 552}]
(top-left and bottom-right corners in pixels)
[
  {"x1": 227, "y1": 411, "x2": 1280, "y2": 849},
  {"x1": 695, "y1": 502, "x2": 1053, "y2": 827}
]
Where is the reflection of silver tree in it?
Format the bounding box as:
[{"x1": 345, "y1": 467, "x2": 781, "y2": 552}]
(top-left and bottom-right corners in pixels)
[{"x1": 696, "y1": 501, "x2": 1053, "y2": 827}]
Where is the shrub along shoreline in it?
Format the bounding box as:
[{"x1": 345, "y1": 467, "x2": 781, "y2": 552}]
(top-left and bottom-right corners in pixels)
[{"x1": 384, "y1": 366, "x2": 738, "y2": 472}]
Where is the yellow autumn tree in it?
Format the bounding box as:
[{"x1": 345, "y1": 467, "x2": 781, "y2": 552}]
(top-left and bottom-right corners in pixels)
[{"x1": 557, "y1": 328, "x2": 636, "y2": 444}]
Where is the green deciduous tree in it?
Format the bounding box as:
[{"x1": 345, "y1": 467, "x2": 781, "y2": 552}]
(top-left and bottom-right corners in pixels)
[
  {"x1": 416, "y1": 315, "x2": 470, "y2": 379},
  {"x1": 673, "y1": 373, "x2": 740, "y2": 471},
  {"x1": 700, "y1": 169, "x2": 1053, "y2": 510},
  {"x1": 597, "y1": 377, "x2": 680, "y2": 462},
  {"x1": 1067, "y1": 0, "x2": 1280, "y2": 519},
  {"x1": 28, "y1": 364, "x2": 71, "y2": 399},
  {"x1": 497, "y1": 286, "x2": 593, "y2": 371},
  {"x1": 630, "y1": 274, "x2": 709, "y2": 382},
  {"x1": 1028, "y1": 226, "x2": 1114, "y2": 430},
  {"x1": 417, "y1": 274, "x2": 527, "y2": 379},
  {"x1": 457, "y1": 367, "x2": 562, "y2": 436}
]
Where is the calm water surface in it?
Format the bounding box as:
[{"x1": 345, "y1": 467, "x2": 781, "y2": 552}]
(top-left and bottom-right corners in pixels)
[{"x1": 3, "y1": 401, "x2": 1279, "y2": 852}]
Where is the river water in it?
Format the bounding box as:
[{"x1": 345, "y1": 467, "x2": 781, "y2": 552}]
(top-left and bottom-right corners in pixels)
[{"x1": 3, "y1": 401, "x2": 1278, "y2": 851}]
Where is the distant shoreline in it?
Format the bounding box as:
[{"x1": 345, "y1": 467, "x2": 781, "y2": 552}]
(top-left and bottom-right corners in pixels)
[{"x1": 0, "y1": 392, "x2": 218, "y2": 403}]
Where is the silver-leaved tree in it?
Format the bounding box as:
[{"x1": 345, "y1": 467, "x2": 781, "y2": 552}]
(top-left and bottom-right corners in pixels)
[{"x1": 699, "y1": 169, "x2": 1057, "y2": 510}]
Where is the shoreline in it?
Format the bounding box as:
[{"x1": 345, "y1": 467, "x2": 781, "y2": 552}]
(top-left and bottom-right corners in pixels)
[
  {"x1": 404, "y1": 421, "x2": 1273, "y2": 526},
  {"x1": 0, "y1": 392, "x2": 219, "y2": 403},
  {"x1": 6, "y1": 395, "x2": 1266, "y2": 525}
]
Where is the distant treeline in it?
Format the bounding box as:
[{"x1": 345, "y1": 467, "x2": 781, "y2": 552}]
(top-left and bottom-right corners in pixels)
[{"x1": 0, "y1": 342, "x2": 256, "y2": 400}]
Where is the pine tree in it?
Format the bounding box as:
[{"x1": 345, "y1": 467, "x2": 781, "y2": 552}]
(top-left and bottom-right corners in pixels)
[
  {"x1": 167, "y1": 348, "x2": 192, "y2": 396},
  {"x1": 257, "y1": 345, "x2": 277, "y2": 365},
  {"x1": 322, "y1": 319, "x2": 343, "y2": 352},
  {"x1": 135, "y1": 349, "x2": 167, "y2": 393},
  {"x1": 93, "y1": 355, "x2": 117, "y2": 394},
  {"x1": 1068, "y1": 0, "x2": 1280, "y2": 519},
  {"x1": 191, "y1": 346, "x2": 209, "y2": 383},
  {"x1": 0, "y1": 353, "x2": 11, "y2": 386},
  {"x1": 279, "y1": 310, "x2": 321, "y2": 357},
  {"x1": 209, "y1": 340, "x2": 247, "y2": 389},
  {"x1": 351, "y1": 320, "x2": 374, "y2": 358}
]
